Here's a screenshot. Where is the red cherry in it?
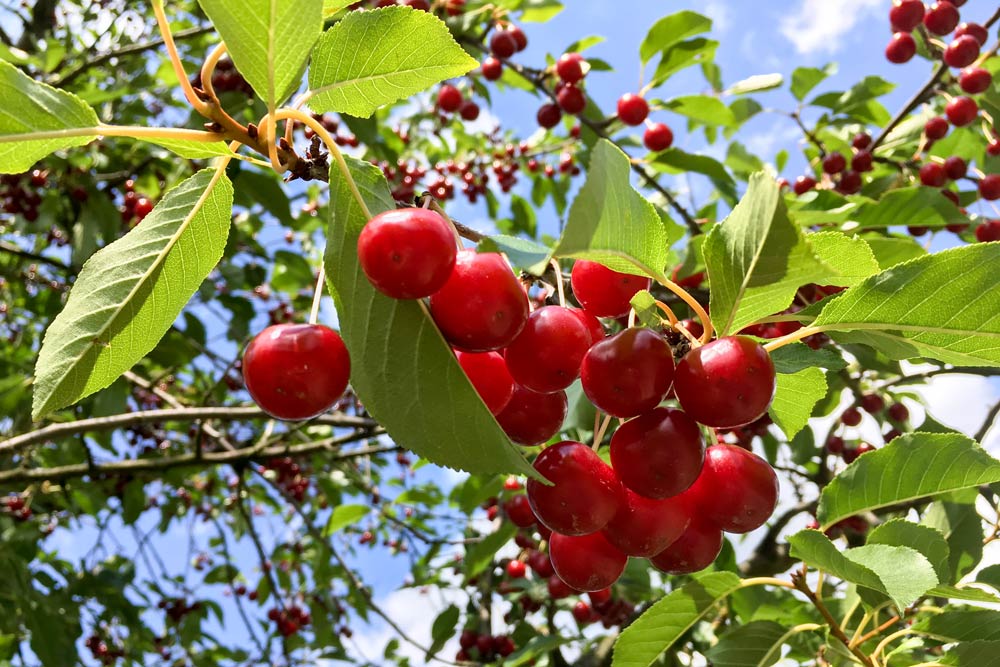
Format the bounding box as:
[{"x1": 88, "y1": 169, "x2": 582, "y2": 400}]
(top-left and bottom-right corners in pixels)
[
  {"x1": 526, "y1": 441, "x2": 624, "y2": 536},
  {"x1": 860, "y1": 394, "x2": 885, "y2": 414},
  {"x1": 475, "y1": 634, "x2": 494, "y2": 658},
  {"x1": 923, "y1": 1, "x2": 960, "y2": 35},
  {"x1": 508, "y1": 25, "x2": 528, "y2": 51},
  {"x1": 852, "y1": 133, "x2": 873, "y2": 150},
  {"x1": 358, "y1": 208, "x2": 457, "y2": 299},
  {"x1": 403, "y1": 0, "x2": 430, "y2": 9},
  {"x1": 490, "y1": 30, "x2": 518, "y2": 58},
  {"x1": 674, "y1": 336, "x2": 776, "y2": 428},
  {"x1": 581, "y1": 328, "x2": 675, "y2": 419},
  {"x1": 455, "y1": 350, "x2": 514, "y2": 415},
  {"x1": 429, "y1": 250, "x2": 529, "y2": 352},
  {"x1": 822, "y1": 152, "x2": 846, "y2": 174},
  {"x1": 556, "y1": 84, "x2": 586, "y2": 114},
  {"x1": 481, "y1": 57, "x2": 503, "y2": 81},
  {"x1": 537, "y1": 103, "x2": 562, "y2": 129},
  {"x1": 459, "y1": 100, "x2": 480, "y2": 121},
  {"x1": 571, "y1": 307, "x2": 605, "y2": 344},
  {"x1": 890, "y1": 0, "x2": 925, "y2": 31},
  {"x1": 549, "y1": 532, "x2": 627, "y2": 592},
  {"x1": 685, "y1": 444, "x2": 778, "y2": 533},
  {"x1": 572, "y1": 601, "x2": 592, "y2": 623},
  {"x1": 438, "y1": 84, "x2": 463, "y2": 112},
  {"x1": 528, "y1": 550, "x2": 555, "y2": 577},
  {"x1": 944, "y1": 156, "x2": 967, "y2": 180},
  {"x1": 946, "y1": 96, "x2": 978, "y2": 126},
  {"x1": 609, "y1": 407, "x2": 705, "y2": 499},
  {"x1": 243, "y1": 324, "x2": 350, "y2": 421},
  {"x1": 955, "y1": 22, "x2": 988, "y2": 46},
  {"x1": 602, "y1": 489, "x2": 690, "y2": 557},
  {"x1": 547, "y1": 575, "x2": 578, "y2": 599},
  {"x1": 886, "y1": 32, "x2": 917, "y2": 63},
  {"x1": 838, "y1": 170, "x2": 863, "y2": 194},
  {"x1": 959, "y1": 67, "x2": 991, "y2": 94},
  {"x1": 505, "y1": 306, "x2": 593, "y2": 393},
  {"x1": 925, "y1": 116, "x2": 950, "y2": 139},
  {"x1": 919, "y1": 162, "x2": 948, "y2": 187},
  {"x1": 556, "y1": 53, "x2": 585, "y2": 83},
  {"x1": 649, "y1": 518, "x2": 724, "y2": 575},
  {"x1": 980, "y1": 174, "x2": 1000, "y2": 200},
  {"x1": 841, "y1": 406, "x2": 863, "y2": 426},
  {"x1": 643, "y1": 123, "x2": 674, "y2": 152},
  {"x1": 506, "y1": 560, "x2": 527, "y2": 579},
  {"x1": 133, "y1": 197, "x2": 154, "y2": 220},
  {"x1": 570, "y1": 260, "x2": 651, "y2": 318},
  {"x1": 826, "y1": 436, "x2": 845, "y2": 454},
  {"x1": 617, "y1": 93, "x2": 649, "y2": 126},
  {"x1": 493, "y1": 636, "x2": 516, "y2": 657},
  {"x1": 793, "y1": 176, "x2": 817, "y2": 195},
  {"x1": 975, "y1": 220, "x2": 1000, "y2": 242},
  {"x1": 944, "y1": 35, "x2": 980, "y2": 68},
  {"x1": 851, "y1": 151, "x2": 873, "y2": 173},
  {"x1": 496, "y1": 384, "x2": 567, "y2": 446},
  {"x1": 990, "y1": 141, "x2": 1000, "y2": 156}
]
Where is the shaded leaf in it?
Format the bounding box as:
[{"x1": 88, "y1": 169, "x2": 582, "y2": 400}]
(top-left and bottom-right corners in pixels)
[
  {"x1": 867, "y1": 519, "x2": 951, "y2": 584},
  {"x1": 923, "y1": 501, "x2": 985, "y2": 581},
  {"x1": 770, "y1": 367, "x2": 827, "y2": 439},
  {"x1": 913, "y1": 609, "x2": 1000, "y2": 642},
  {"x1": 322, "y1": 504, "x2": 369, "y2": 537}
]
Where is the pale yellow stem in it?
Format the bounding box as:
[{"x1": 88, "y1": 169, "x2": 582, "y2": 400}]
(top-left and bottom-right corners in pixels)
[{"x1": 151, "y1": 0, "x2": 211, "y2": 115}]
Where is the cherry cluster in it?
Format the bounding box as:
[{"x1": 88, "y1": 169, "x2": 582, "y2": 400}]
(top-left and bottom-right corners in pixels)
[
  {"x1": 885, "y1": 0, "x2": 984, "y2": 68},
  {"x1": 1, "y1": 494, "x2": 31, "y2": 521},
  {"x1": 456, "y1": 630, "x2": 515, "y2": 663},
  {"x1": 205, "y1": 57, "x2": 254, "y2": 97},
  {"x1": 119, "y1": 179, "x2": 155, "y2": 226},
  {"x1": 262, "y1": 456, "x2": 312, "y2": 502},
  {"x1": 267, "y1": 604, "x2": 312, "y2": 637},
  {"x1": 1, "y1": 170, "x2": 46, "y2": 222},
  {"x1": 84, "y1": 634, "x2": 124, "y2": 665},
  {"x1": 157, "y1": 597, "x2": 202, "y2": 623}
]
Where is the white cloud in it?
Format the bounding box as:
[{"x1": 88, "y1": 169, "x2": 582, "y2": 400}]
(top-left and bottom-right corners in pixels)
[
  {"x1": 702, "y1": 1, "x2": 731, "y2": 34},
  {"x1": 779, "y1": 0, "x2": 883, "y2": 54}
]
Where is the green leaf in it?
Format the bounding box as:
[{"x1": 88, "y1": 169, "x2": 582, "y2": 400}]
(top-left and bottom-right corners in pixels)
[
  {"x1": 464, "y1": 523, "x2": 517, "y2": 579},
  {"x1": 913, "y1": 609, "x2": 1000, "y2": 643},
  {"x1": 707, "y1": 621, "x2": 815, "y2": 667},
  {"x1": 850, "y1": 186, "x2": 969, "y2": 230},
  {"x1": 146, "y1": 138, "x2": 235, "y2": 159},
  {"x1": 477, "y1": 236, "x2": 550, "y2": 275},
  {"x1": 649, "y1": 38, "x2": 718, "y2": 88},
  {"x1": 790, "y1": 63, "x2": 835, "y2": 101},
  {"x1": 322, "y1": 504, "x2": 369, "y2": 537},
  {"x1": 926, "y1": 584, "x2": 1000, "y2": 603},
  {"x1": 725, "y1": 74, "x2": 783, "y2": 96},
  {"x1": 812, "y1": 244, "x2": 1000, "y2": 367},
  {"x1": 862, "y1": 234, "x2": 928, "y2": 269},
  {"x1": 427, "y1": 605, "x2": 460, "y2": 660},
  {"x1": 612, "y1": 572, "x2": 742, "y2": 667},
  {"x1": 551, "y1": 139, "x2": 669, "y2": 278},
  {"x1": 664, "y1": 95, "x2": 736, "y2": 127},
  {"x1": 639, "y1": 11, "x2": 712, "y2": 64},
  {"x1": 940, "y1": 641, "x2": 1000, "y2": 666},
  {"x1": 867, "y1": 519, "x2": 951, "y2": 584},
  {"x1": 651, "y1": 148, "x2": 737, "y2": 203},
  {"x1": 197, "y1": 0, "x2": 324, "y2": 106},
  {"x1": 807, "y1": 232, "x2": 879, "y2": 287},
  {"x1": 923, "y1": 501, "x2": 985, "y2": 581},
  {"x1": 33, "y1": 167, "x2": 233, "y2": 419},
  {"x1": 325, "y1": 156, "x2": 536, "y2": 478},
  {"x1": 770, "y1": 343, "x2": 847, "y2": 374},
  {"x1": 788, "y1": 530, "x2": 937, "y2": 609},
  {"x1": 769, "y1": 368, "x2": 827, "y2": 439},
  {"x1": 629, "y1": 291, "x2": 662, "y2": 329},
  {"x1": 703, "y1": 172, "x2": 828, "y2": 336},
  {"x1": 977, "y1": 564, "x2": 1000, "y2": 591},
  {"x1": 308, "y1": 6, "x2": 478, "y2": 118},
  {"x1": 323, "y1": 0, "x2": 353, "y2": 15},
  {"x1": 0, "y1": 59, "x2": 99, "y2": 173},
  {"x1": 817, "y1": 432, "x2": 1000, "y2": 529}
]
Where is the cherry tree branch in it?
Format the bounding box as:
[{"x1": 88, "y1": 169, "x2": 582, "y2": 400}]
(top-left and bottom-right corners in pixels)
[{"x1": 975, "y1": 399, "x2": 1000, "y2": 444}]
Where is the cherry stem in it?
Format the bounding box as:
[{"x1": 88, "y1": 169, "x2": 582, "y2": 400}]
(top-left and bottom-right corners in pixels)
[
  {"x1": 653, "y1": 300, "x2": 679, "y2": 327},
  {"x1": 652, "y1": 275, "x2": 714, "y2": 344},
  {"x1": 627, "y1": 308, "x2": 637, "y2": 329},
  {"x1": 425, "y1": 198, "x2": 464, "y2": 250},
  {"x1": 200, "y1": 42, "x2": 228, "y2": 105},
  {"x1": 549, "y1": 259, "x2": 566, "y2": 308},
  {"x1": 592, "y1": 413, "x2": 611, "y2": 451},
  {"x1": 762, "y1": 325, "x2": 825, "y2": 352},
  {"x1": 151, "y1": 0, "x2": 211, "y2": 116},
  {"x1": 309, "y1": 266, "x2": 326, "y2": 325}
]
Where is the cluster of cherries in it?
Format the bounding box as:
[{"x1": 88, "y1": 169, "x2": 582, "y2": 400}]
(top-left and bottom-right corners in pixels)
[
  {"x1": 119, "y1": 178, "x2": 155, "y2": 226},
  {"x1": 1, "y1": 494, "x2": 31, "y2": 521},
  {"x1": 84, "y1": 634, "x2": 124, "y2": 665},
  {"x1": 262, "y1": 456, "x2": 312, "y2": 503},
  {"x1": 456, "y1": 630, "x2": 516, "y2": 663},
  {"x1": 1, "y1": 170, "x2": 46, "y2": 222},
  {"x1": 267, "y1": 604, "x2": 312, "y2": 637},
  {"x1": 885, "y1": 0, "x2": 986, "y2": 68},
  {"x1": 205, "y1": 57, "x2": 254, "y2": 97}
]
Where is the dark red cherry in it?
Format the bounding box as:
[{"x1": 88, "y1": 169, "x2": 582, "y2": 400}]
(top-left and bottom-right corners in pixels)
[
  {"x1": 944, "y1": 35, "x2": 980, "y2": 68},
  {"x1": 851, "y1": 151, "x2": 873, "y2": 172},
  {"x1": 609, "y1": 407, "x2": 705, "y2": 499},
  {"x1": 649, "y1": 518, "x2": 723, "y2": 575},
  {"x1": 455, "y1": 350, "x2": 514, "y2": 415},
  {"x1": 490, "y1": 30, "x2": 518, "y2": 58},
  {"x1": 602, "y1": 489, "x2": 690, "y2": 557},
  {"x1": 133, "y1": 197, "x2": 154, "y2": 220},
  {"x1": 955, "y1": 22, "x2": 988, "y2": 46},
  {"x1": 889, "y1": 0, "x2": 925, "y2": 31},
  {"x1": 556, "y1": 53, "x2": 585, "y2": 83},
  {"x1": 508, "y1": 25, "x2": 528, "y2": 51},
  {"x1": 944, "y1": 156, "x2": 967, "y2": 180},
  {"x1": 537, "y1": 103, "x2": 562, "y2": 129},
  {"x1": 503, "y1": 495, "x2": 536, "y2": 527},
  {"x1": 570, "y1": 260, "x2": 651, "y2": 318},
  {"x1": 430, "y1": 250, "x2": 529, "y2": 352},
  {"x1": 673, "y1": 336, "x2": 776, "y2": 428},
  {"x1": 923, "y1": 1, "x2": 960, "y2": 35},
  {"x1": 822, "y1": 152, "x2": 846, "y2": 174},
  {"x1": 526, "y1": 441, "x2": 624, "y2": 535},
  {"x1": 925, "y1": 116, "x2": 950, "y2": 139},
  {"x1": 886, "y1": 32, "x2": 916, "y2": 64},
  {"x1": 547, "y1": 575, "x2": 578, "y2": 599},
  {"x1": 581, "y1": 328, "x2": 675, "y2": 419},
  {"x1": 919, "y1": 162, "x2": 948, "y2": 187},
  {"x1": 528, "y1": 550, "x2": 555, "y2": 577},
  {"x1": 459, "y1": 100, "x2": 480, "y2": 121},
  {"x1": 841, "y1": 406, "x2": 863, "y2": 426},
  {"x1": 976, "y1": 221, "x2": 1000, "y2": 242},
  {"x1": 617, "y1": 93, "x2": 649, "y2": 126},
  {"x1": 793, "y1": 176, "x2": 817, "y2": 195},
  {"x1": 838, "y1": 170, "x2": 863, "y2": 194},
  {"x1": 549, "y1": 532, "x2": 627, "y2": 592},
  {"x1": 496, "y1": 385, "x2": 567, "y2": 446},
  {"x1": 643, "y1": 123, "x2": 674, "y2": 152},
  {"x1": 571, "y1": 308, "x2": 605, "y2": 344},
  {"x1": 860, "y1": 393, "x2": 885, "y2": 414},
  {"x1": 505, "y1": 306, "x2": 593, "y2": 393},
  {"x1": 438, "y1": 84, "x2": 463, "y2": 112},
  {"x1": 358, "y1": 208, "x2": 457, "y2": 299},
  {"x1": 980, "y1": 174, "x2": 1000, "y2": 200},
  {"x1": 557, "y1": 85, "x2": 586, "y2": 114},
  {"x1": 685, "y1": 444, "x2": 779, "y2": 533},
  {"x1": 852, "y1": 132, "x2": 872, "y2": 150},
  {"x1": 243, "y1": 324, "x2": 350, "y2": 421},
  {"x1": 959, "y1": 67, "x2": 991, "y2": 94},
  {"x1": 946, "y1": 96, "x2": 978, "y2": 127},
  {"x1": 481, "y1": 56, "x2": 503, "y2": 81}
]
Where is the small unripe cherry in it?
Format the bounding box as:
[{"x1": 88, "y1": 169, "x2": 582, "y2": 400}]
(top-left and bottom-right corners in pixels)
[
  {"x1": 919, "y1": 162, "x2": 948, "y2": 187},
  {"x1": 822, "y1": 152, "x2": 847, "y2": 174},
  {"x1": 923, "y1": 1, "x2": 960, "y2": 35},
  {"x1": 581, "y1": 328, "x2": 675, "y2": 419},
  {"x1": 980, "y1": 174, "x2": 1000, "y2": 200},
  {"x1": 570, "y1": 260, "x2": 651, "y2": 318},
  {"x1": 358, "y1": 208, "x2": 457, "y2": 299},
  {"x1": 886, "y1": 32, "x2": 917, "y2": 64},
  {"x1": 556, "y1": 53, "x2": 585, "y2": 83},
  {"x1": 537, "y1": 103, "x2": 562, "y2": 129},
  {"x1": 617, "y1": 93, "x2": 649, "y2": 126},
  {"x1": 945, "y1": 96, "x2": 978, "y2": 127},
  {"x1": 437, "y1": 84, "x2": 463, "y2": 112},
  {"x1": 496, "y1": 384, "x2": 567, "y2": 446},
  {"x1": 924, "y1": 116, "x2": 949, "y2": 140},
  {"x1": 649, "y1": 518, "x2": 723, "y2": 575},
  {"x1": 481, "y1": 57, "x2": 503, "y2": 81},
  {"x1": 944, "y1": 35, "x2": 980, "y2": 69},
  {"x1": 959, "y1": 67, "x2": 991, "y2": 94},
  {"x1": 549, "y1": 532, "x2": 627, "y2": 592},
  {"x1": 889, "y1": 0, "x2": 925, "y2": 32},
  {"x1": 643, "y1": 123, "x2": 674, "y2": 152}
]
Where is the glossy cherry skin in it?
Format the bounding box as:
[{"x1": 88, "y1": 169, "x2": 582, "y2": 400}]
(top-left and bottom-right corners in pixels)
[
  {"x1": 686, "y1": 444, "x2": 779, "y2": 534},
  {"x1": 944, "y1": 156, "x2": 967, "y2": 180},
  {"x1": 980, "y1": 174, "x2": 1000, "y2": 200},
  {"x1": 609, "y1": 407, "x2": 705, "y2": 499},
  {"x1": 496, "y1": 384, "x2": 567, "y2": 446},
  {"x1": 923, "y1": 1, "x2": 960, "y2": 35},
  {"x1": 505, "y1": 306, "x2": 592, "y2": 393},
  {"x1": 822, "y1": 152, "x2": 846, "y2": 174},
  {"x1": 571, "y1": 308, "x2": 605, "y2": 344},
  {"x1": 643, "y1": 123, "x2": 674, "y2": 152},
  {"x1": 357, "y1": 209, "x2": 457, "y2": 299},
  {"x1": 526, "y1": 441, "x2": 625, "y2": 536},
  {"x1": 243, "y1": 324, "x2": 350, "y2": 421},
  {"x1": 889, "y1": 0, "x2": 924, "y2": 31},
  {"x1": 955, "y1": 22, "x2": 988, "y2": 46},
  {"x1": 649, "y1": 518, "x2": 724, "y2": 575},
  {"x1": 537, "y1": 103, "x2": 562, "y2": 129},
  {"x1": 793, "y1": 176, "x2": 816, "y2": 195},
  {"x1": 919, "y1": 162, "x2": 947, "y2": 187},
  {"x1": 556, "y1": 53, "x2": 585, "y2": 83},
  {"x1": 489, "y1": 30, "x2": 517, "y2": 58},
  {"x1": 925, "y1": 116, "x2": 949, "y2": 140},
  {"x1": 481, "y1": 56, "x2": 503, "y2": 80},
  {"x1": 944, "y1": 35, "x2": 980, "y2": 69},
  {"x1": 602, "y1": 489, "x2": 690, "y2": 557},
  {"x1": 946, "y1": 96, "x2": 978, "y2": 127},
  {"x1": 674, "y1": 336, "x2": 776, "y2": 428},
  {"x1": 570, "y1": 260, "x2": 651, "y2": 318},
  {"x1": 617, "y1": 93, "x2": 649, "y2": 126},
  {"x1": 557, "y1": 85, "x2": 586, "y2": 114},
  {"x1": 438, "y1": 84, "x2": 463, "y2": 112},
  {"x1": 959, "y1": 67, "x2": 992, "y2": 94},
  {"x1": 549, "y1": 532, "x2": 627, "y2": 592},
  {"x1": 430, "y1": 250, "x2": 529, "y2": 352},
  {"x1": 455, "y1": 350, "x2": 514, "y2": 415},
  {"x1": 503, "y1": 495, "x2": 537, "y2": 528},
  {"x1": 886, "y1": 32, "x2": 916, "y2": 64},
  {"x1": 581, "y1": 328, "x2": 675, "y2": 419}
]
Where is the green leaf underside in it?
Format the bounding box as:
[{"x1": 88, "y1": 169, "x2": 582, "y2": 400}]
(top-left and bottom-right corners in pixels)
[
  {"x1": 197, "y1": 0, "x2": 324, "y2": 106},
  {"x1": 324, "y1": 156, "x2": 536, "y2": 478},
  {"x1": 940, "y1": 641, "x2": 1000, "y2": 666},
  {"x1": 146, "y1": 138, "x2": 235, "y2": 159},
  {"x1": 322, "y1": 504, "x2": 369, "y2": 536},
  {"x1": 913, "y1": 609, "x2": 1000, "y2": 642},
  {"x1": 923, "y1": 501, "x2": 984, "y2": 581},
  {"x1": 788, "y1": 530, "x2": 937, "y2": 609},
  {"x1": 813, "y1": 243, "x2": 1000, "y2": 367},
  {"x1": 770, "y1": 343, "x2": 846, "y2": 374},
  {"x1": 706, "y1": 620, "x2": 808, "y2": 667},
  {"x1": 769, "y1": 367, "x2": 827, "y2": 439},
  {"x1": 925, "y1": 585, "x2": 1000, "y2": 603},
  {"x1": 308, "y1": 6, "x2": 478, "y2": 118},
  {"x1": 725, "y1": 73, "x2": 783, "y2": 96},
  {"x1": 552, "y1": 139, "x2": 669, "y2": 278},
  {"x1": 611, "y1": 572, "x2": 741, "y2": 667},
  {"x1": 0, "y1": 59, "x2": 99, "y2": 173},
  {"x1": 477, "y1": 235, "x2": 549, "y2": 275},
  {"x1": 817, "y1": 432, "x2": 1000, "y2": 529},
  {"x1": 32, "y1": 167, "x2": 234, "y2": 419},
  {"x1": 322, "y1": 0, "x2": 353, "y2": 15},
  {"x1": 639, "y1": 11, "x2": 712, "y2": 64},
  {"x1": 867, "y1": 519, "x2": 951, "y2": 584}
]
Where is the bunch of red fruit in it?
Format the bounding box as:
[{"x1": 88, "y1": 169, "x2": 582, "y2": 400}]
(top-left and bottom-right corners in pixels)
[
  {"x1": 456, "y1": 630, "x2": 515, "y2": 662},
  {"x1": 262, "y1": 456, "x2": 312, "y2": 502},
  {"x1": 0, "y1": 170, "x2": 45, "y2": 222},
  {"x1": 267, "y1": 604, "x2": 312, "y2": 637},
  {"x1": 84, "y1": 634, "x2": 124, "y2": 665}
]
